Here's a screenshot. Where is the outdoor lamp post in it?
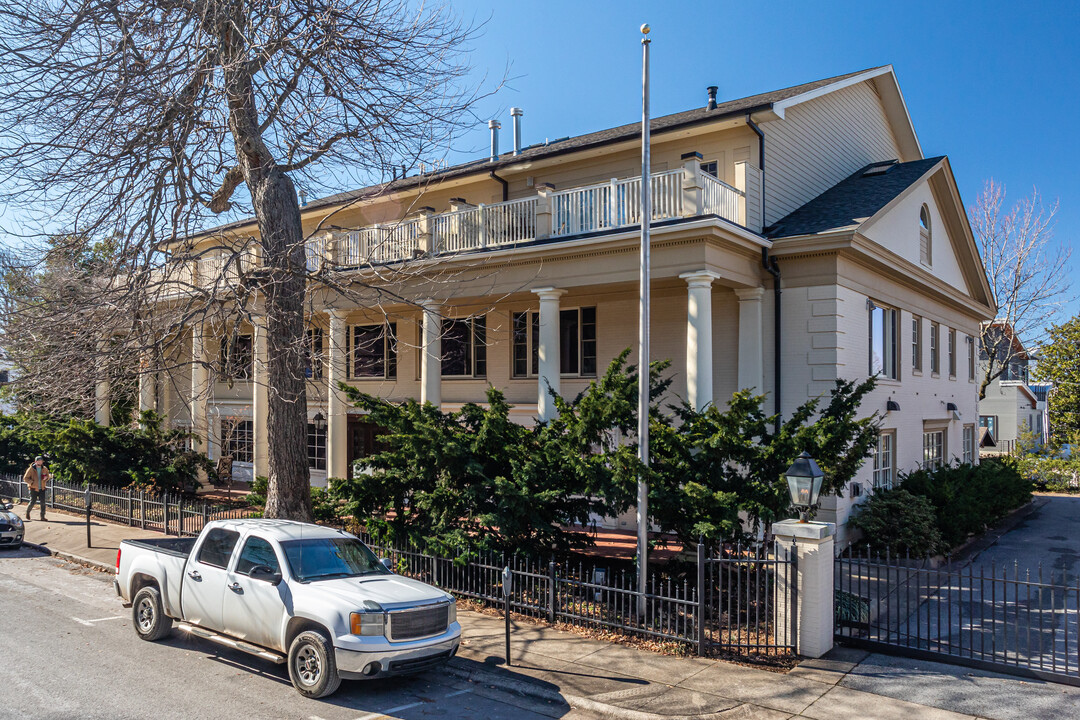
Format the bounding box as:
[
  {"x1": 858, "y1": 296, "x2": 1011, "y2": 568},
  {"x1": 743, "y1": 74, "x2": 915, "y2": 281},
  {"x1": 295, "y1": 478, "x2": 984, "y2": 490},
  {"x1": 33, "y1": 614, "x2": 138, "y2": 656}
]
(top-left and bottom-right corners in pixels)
[{"x1": 785, "y1": 451, "x2": 823, "y2": 523}]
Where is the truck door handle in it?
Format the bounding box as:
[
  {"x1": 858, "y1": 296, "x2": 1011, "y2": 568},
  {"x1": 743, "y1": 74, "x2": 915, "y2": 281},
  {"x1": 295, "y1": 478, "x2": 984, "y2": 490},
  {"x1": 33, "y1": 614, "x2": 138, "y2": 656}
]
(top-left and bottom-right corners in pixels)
[
  {"x1": 229, "y1": 582, "x2": 243, "y2": 594},
  {"x1": 187, "y1": 570, "x2": 202, "y2": 581}
]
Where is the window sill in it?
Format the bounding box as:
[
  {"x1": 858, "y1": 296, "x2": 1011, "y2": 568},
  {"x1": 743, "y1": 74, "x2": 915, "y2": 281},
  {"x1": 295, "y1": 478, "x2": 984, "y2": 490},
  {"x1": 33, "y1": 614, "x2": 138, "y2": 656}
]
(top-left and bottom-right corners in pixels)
[
  {"x1": 931, "y1": 372, "x2": 941, "y2": 378},
  {"x1": 442, "y1": 376, "x2": 487, "y2": 381},
  {"x1": 912, "y1": 369, "x2": 923, "y2": 377},
  {"x1": 875, "y1": 377, "x2": 901, "y2": 386}
]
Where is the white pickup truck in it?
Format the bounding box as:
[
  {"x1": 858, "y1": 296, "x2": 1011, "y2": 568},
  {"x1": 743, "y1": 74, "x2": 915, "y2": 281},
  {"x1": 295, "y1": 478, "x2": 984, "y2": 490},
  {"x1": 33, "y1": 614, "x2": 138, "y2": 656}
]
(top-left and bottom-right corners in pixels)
[{"x1": 115, "y1": 519, "x2": 460, "y2": 698}]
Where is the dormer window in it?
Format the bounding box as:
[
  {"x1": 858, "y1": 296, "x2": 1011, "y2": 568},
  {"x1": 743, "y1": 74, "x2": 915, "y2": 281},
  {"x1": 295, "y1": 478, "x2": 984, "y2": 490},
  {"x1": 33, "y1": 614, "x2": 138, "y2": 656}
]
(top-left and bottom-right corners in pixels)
[{"x1": 919, "y1": 205, "x2": 932, "y2": 266}]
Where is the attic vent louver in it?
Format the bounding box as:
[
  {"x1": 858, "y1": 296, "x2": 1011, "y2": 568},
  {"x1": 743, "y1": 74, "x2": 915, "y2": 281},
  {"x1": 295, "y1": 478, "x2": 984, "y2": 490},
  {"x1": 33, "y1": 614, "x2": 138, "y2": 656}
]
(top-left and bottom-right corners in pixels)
[{"x1": 862, "y1": 160, "x2": 899, "y2": 177}]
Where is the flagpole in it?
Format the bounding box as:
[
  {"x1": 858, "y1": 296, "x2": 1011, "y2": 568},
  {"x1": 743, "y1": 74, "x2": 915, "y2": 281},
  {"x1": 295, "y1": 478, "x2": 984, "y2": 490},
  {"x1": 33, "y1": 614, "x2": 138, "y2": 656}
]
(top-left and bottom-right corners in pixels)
[{"x1": 636, "y1": 22, "x2": 651, "y2": 617}]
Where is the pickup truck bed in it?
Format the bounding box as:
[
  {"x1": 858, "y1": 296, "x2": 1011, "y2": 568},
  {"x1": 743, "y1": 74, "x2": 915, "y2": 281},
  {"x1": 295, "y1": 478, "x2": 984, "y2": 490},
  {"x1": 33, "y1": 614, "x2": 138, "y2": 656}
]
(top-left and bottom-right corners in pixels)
[{"x1": 123, "y1": 537, "x2": 197, "y2": 557}]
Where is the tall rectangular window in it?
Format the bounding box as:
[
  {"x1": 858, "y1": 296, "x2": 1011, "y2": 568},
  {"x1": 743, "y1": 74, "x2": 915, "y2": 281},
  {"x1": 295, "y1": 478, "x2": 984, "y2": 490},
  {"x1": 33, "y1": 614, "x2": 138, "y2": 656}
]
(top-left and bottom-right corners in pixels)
[
  {"x1": 221, "y1": 334, "x2": 253, "y2": 380},
  {"x1": 305, "y1": 328, "x2": 324, "y2": 380},
  {"x1": 962, "y1": 425, "x2": 975, "y2": 464},
  {"x1": 967, "y1": 335, "x2": 976, "y2": 380},
  {"x1": 221, "y1": 419, "x2": 254, "y2": 464},
  {"x1": 948, "y1": 329, "x2": 957, "y2": 377},
  {"x1": 872, "y1": 432, "x2": 895, "y2": 490},
  {"x1": 922, "y1": 430, "x2": 945, "y2": 470},
  {"x1": 350, "y1": 324, "x2": 397, "y2": 379},
  {"x1": 912, "y1": 316, "x2": 923, "y2": 372},
  {"x1": 869, "y1": 302, "x2": 898, "y2": 379},
  {"x1": 442, "y1": 317, "x2": 486, "y2": 377},
  {"x1": 930, "y1": 322, "x2": 940, "y2": 374},
  {"x1": 512, "y1": 307, "x2": 596, "y2": 378},
  {"x1": 307, "y1": 423, "x2": 327, "y2": 471}
]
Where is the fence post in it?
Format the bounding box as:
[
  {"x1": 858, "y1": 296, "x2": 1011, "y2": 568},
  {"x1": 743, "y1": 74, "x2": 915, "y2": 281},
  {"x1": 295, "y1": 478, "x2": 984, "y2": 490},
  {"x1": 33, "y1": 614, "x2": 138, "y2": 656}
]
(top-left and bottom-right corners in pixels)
[
  {"x1": 697, "y1": 540, "x2": 707, "y2": 656},
  {"x1": 139, "y1": 491, "x2": 146, "y2": 530},
  {"x1": 548, "y1": 560, "x2": 557, "y2": 623},
  {"x1": 773, "y1": 519, "x2": 834, "y2": 658},
  {"x1": 126, "y1": 488, "x2": 133, "y2": 527},
  {"x1": 178, "y1": 499, "x2": 184, "y2": 537},
  {"x1": 202, "y1": 504, "x2": 209, "y2": 531},
  {"x1": 84, "y1": 485, "x2": 92, "y2": 548},
  {"x1": 163, "y1": 494, "x2": 170, "y2": 536}
]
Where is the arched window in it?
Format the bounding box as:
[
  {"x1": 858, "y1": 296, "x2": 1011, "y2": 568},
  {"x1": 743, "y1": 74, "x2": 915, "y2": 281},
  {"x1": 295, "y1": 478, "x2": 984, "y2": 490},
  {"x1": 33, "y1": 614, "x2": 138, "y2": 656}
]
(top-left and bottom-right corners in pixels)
[{"x1": 919, "y1": 205, "x2": 932, "y2": 265}]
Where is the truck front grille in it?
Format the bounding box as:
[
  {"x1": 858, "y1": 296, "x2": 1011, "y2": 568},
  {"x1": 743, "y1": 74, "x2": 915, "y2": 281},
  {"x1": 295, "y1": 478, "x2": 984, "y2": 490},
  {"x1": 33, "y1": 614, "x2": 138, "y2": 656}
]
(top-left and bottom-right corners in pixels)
[{"x1": 388, "y1": 603, "x2": 450, "y2": 642}]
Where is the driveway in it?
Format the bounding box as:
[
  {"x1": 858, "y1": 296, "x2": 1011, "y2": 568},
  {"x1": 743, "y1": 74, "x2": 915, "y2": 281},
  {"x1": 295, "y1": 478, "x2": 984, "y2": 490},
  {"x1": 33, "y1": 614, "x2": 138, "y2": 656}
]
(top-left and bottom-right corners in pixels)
[{"x1": 969, "y1": 495, "x2": 1080, "y2": 581}]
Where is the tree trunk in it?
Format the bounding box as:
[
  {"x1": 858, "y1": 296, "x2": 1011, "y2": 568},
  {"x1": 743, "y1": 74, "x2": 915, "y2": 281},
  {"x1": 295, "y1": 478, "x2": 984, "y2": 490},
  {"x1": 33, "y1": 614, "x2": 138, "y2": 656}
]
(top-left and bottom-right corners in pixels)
[{"x1": 220, "y1": 15, "x2": 312, "y2": 522}]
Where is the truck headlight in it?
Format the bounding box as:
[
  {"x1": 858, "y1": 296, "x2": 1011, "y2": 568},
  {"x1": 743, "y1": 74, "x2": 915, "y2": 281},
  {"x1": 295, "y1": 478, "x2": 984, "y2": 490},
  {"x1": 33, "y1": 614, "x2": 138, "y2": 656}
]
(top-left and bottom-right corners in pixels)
[
  {"x1": 350, "y1": 600, "x2": 385, "y2": 637},
  {"x1": 448, "y1": 600, "x2": 457, "y2": 624}
]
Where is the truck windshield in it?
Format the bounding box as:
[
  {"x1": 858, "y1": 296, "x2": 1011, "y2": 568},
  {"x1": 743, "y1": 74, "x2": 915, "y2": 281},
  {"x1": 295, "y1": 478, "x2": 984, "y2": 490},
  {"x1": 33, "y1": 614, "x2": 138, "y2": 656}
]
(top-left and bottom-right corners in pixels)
[{"x1": 280, "y1": 537, "x2": 391, "y2": 583}]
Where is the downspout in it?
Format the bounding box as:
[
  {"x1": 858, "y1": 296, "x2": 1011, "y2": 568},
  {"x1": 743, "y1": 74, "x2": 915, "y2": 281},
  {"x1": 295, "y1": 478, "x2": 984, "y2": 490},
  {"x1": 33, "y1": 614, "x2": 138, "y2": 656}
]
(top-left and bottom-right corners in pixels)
[
  {"x1": 762, "y1": 248, "x2": 781, "y2": 432},
  {"x1": 489, "y1": 170, "x2": 509, "y2": 202},
  {"x1": 748, "y1": 111, "x2": 780, "y2": 432}
]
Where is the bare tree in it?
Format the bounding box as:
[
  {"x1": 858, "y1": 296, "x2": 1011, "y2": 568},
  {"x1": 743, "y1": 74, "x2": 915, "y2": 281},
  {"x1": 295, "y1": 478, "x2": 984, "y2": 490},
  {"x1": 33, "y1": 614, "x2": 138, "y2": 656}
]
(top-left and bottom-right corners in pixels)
[
  {"x1": 0, "y1": 0, "x2": 489, "y2": 520},
  {"x1": 970, "y1": 180, "x2": 1071, "y2": 400}
]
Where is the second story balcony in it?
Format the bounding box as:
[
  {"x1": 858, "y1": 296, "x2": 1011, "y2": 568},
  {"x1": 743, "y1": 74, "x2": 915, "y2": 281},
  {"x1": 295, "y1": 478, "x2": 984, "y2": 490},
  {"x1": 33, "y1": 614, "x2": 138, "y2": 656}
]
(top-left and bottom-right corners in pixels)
[{"x1": 305, "y1": 156, "x2": 757, "y2": 272}]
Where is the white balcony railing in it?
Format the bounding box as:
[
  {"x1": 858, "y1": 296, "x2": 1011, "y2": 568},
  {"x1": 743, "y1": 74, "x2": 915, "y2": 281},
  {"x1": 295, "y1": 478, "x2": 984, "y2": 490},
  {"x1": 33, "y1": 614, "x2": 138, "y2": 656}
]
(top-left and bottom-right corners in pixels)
[
  {"x1": 701, "y1": 172, "x2": 742, "y2": 222},
  {"x1": 228, "y1": 160, "x2": 751, "y2": 277}
]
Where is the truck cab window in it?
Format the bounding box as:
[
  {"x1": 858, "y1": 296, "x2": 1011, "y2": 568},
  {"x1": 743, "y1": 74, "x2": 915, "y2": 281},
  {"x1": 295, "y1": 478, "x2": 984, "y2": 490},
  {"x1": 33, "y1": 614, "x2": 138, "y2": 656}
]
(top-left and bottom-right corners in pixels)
[
  {"x1": 197, "y1": 528, "x2": 241, "y2": 569},
  {"x1": 235, "y1": 536, "x2": 281, "y2": 575}
]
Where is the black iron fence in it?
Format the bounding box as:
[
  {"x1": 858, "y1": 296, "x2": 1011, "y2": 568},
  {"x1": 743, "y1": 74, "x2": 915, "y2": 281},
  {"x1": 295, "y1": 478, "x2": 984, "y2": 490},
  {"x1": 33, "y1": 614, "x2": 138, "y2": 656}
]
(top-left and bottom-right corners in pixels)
[
  {"x1": 0, "y1": 474, "x2": 254, "y2": 537},
  {"x1": 359, "y1": 531, "x2": 798, "y2": 661},
  {"x1": 836, "y1": 547, "x2": 1080, "y2": 686}
]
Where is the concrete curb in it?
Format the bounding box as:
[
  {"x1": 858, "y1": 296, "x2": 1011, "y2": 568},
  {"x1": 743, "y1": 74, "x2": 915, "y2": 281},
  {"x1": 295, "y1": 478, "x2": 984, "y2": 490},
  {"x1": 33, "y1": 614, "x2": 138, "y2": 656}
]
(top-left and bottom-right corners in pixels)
[
  {"x1": 445, "y1": 660, "x2": 726, "y2": 720},
  {"x1": 22, "y1": 540, "x2": 115, "y2": 574}
]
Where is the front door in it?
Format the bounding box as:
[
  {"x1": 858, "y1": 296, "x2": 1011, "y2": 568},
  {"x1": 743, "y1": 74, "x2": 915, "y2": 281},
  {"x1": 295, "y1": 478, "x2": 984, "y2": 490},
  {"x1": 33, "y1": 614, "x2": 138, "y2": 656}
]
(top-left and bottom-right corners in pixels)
[
  {"x1": 346, "y1": 417, "x2": 382, "y2": 478},
  {"x1": 223, "y1": 534, "x2": 287, "y2": 651},
  {"x1": 182, "y1": 527, "x2": 240, "y2": 632}
]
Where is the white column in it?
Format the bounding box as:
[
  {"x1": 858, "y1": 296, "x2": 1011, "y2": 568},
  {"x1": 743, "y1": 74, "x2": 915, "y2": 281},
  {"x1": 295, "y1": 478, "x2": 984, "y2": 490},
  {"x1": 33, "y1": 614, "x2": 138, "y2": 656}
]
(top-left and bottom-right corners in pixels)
[
  {"x1": 679, "y1": 271, "x2": 720, "y2": 410},
  {"x1": 420, "y1": 300, "x2": 442, "y2": 407},
  {"x1": 773, "y1": 520, "x2": 835, "y2": 658},
  {"x1": 252, "y1": 319, "x2": 270, "y2": 480},
  {"x1": 138, "y1": 355, "x2": 156, "y2": 418},
  {"x1": 190, "y1": 325, "x2": 211, "y2": 457},
  {"x1": 532, "y1": 287, "x2": 566, "y2": 421},
  {"x1": 327, "y1": 310, "x2": 349, "y2": 480},
  {"x1": 95, "y1": 337, "x2": 110, "y2": 426},
  {"x1": 735, "y1": 286, "x2": 765, "y2": 393}
]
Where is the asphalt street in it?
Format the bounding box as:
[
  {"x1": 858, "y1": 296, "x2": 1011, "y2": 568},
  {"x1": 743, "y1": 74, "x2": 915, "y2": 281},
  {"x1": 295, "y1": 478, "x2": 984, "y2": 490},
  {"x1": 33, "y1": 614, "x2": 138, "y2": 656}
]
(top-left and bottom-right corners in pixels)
[{"x1": 0, "y1": 547, "x2": 594, "y2": 720}]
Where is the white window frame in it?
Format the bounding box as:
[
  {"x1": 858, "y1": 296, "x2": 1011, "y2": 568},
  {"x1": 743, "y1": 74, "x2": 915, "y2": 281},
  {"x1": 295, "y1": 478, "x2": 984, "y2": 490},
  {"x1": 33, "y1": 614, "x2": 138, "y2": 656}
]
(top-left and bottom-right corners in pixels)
[
  {"x1": 348, "y1": 323, "x2": 397, "y2": 380},
  {"x1": 930, "y1": 322, "x2": 940, "y2": 375},
  {"x1": 922, "y1": 429, "x2": 945, "y2": 470},
  {"x1": 948, "y1": 328, "x2": 957, "y2": 377},
  {"x1": 920, "y1": 204, "x2": 932, "y2": 266},
  {"x1": 967, "y1": 335, "x2": 976, "y2": 381},
  {"x1": 962, "y1": 424, "x2": 975, "y2": 464},
  {"x1": 868, "y1": 301, "x2": 899, "y2": 380},
  {"x1": 873, "y1": 431, "x2": 896, "y2": 490},
  {"x1": 912, "y1": 316, "x2": 923, "y2": 373},
  {"x1": 441, "y1": 316, "x2": 487, "y2": 378}
]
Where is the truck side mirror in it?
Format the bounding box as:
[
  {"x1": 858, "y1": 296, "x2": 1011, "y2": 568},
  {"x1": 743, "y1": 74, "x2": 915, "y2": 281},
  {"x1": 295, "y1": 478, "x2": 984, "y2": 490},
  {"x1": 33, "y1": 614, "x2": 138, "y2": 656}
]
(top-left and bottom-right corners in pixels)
[
  {"x1": 380, "y1": 558, "x2": 393, "y2": 572},
  {"x1": 249, "y1": 565, "x2": 282, "y2": 586}
]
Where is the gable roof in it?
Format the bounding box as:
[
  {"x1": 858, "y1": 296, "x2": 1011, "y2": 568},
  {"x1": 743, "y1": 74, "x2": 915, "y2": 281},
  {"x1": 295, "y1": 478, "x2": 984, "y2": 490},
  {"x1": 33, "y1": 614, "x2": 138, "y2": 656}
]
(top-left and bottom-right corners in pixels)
[
  {"x1": 195, "y1": 66, "x2": 910, "y2": 239},
  {"x1": 766, "y1": 157, "x2": 945, "y2": 239}
]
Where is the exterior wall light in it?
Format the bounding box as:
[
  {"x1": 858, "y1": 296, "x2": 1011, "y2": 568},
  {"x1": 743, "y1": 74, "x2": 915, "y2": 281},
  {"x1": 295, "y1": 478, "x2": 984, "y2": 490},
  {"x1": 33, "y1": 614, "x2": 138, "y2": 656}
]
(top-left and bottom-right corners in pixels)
[
  {"x1": 785, "y1": 451, "x2": 824, "y2": 523},
  {"x1": 312, "y1": 412, "x2": 327, "y2": 431}
]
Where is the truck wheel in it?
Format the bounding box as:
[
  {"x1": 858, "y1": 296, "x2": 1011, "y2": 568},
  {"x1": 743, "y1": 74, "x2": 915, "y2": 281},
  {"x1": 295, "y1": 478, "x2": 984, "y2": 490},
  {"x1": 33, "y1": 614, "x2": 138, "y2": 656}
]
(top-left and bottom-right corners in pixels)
[
  {"x1": 133, "y1": 585, "x2": 173, "y2": 642},
  {"x1": 288, "y1": 630, "x2": 341, "y2": 699}
]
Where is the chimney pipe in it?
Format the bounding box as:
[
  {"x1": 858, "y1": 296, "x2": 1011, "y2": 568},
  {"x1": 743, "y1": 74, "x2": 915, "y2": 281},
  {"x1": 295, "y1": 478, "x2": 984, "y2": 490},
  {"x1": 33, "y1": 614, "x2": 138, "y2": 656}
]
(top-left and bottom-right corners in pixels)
[
  {"x1": 510, "y1": 107, "x2": 523, "y2": 156},
  {"x1": 706, "y1": 86, "x2": 718, "y2": 111},
  {"x1": 488, "y1": 119, "x2": 501, "y2": 162}
]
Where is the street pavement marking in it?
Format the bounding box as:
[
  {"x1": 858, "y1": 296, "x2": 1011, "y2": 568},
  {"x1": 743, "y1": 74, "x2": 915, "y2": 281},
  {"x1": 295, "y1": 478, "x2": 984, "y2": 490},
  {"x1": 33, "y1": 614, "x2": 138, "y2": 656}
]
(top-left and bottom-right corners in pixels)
[
  {"x1": 353, "y1": 688, "x2": 471, "y2": 720},
  {"x1": 71, "y1": 615, "x2": 124, "y2": 626}
]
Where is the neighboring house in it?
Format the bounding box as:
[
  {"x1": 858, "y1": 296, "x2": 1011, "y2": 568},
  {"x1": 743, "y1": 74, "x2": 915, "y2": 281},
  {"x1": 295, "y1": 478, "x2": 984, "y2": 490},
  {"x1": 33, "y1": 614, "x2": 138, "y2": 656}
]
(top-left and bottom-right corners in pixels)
[
  {"x1": 0, "y1": 349, "x2": 16, "y2": 415},
  {"x1": 99, "y1": 65, "x2": 995, "y2": 545},
  {"x1": 978, "y1": 324, "x2": 1047, "y2": 455}
]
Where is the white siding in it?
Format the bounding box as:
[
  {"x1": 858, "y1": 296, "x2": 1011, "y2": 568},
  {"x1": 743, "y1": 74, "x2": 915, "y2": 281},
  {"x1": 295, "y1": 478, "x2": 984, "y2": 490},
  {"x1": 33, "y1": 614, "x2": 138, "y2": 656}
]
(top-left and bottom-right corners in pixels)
[{"x1": 763, "y1": 82, "x2": 904, "y2": 226}]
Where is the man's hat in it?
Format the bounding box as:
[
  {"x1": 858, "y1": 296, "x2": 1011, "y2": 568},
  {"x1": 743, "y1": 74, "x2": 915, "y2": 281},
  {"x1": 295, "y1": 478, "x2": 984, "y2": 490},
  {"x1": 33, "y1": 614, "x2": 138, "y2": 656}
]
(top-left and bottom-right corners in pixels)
[{"x1": 34, "y1": 456, "x2": 43, "y2": 462}]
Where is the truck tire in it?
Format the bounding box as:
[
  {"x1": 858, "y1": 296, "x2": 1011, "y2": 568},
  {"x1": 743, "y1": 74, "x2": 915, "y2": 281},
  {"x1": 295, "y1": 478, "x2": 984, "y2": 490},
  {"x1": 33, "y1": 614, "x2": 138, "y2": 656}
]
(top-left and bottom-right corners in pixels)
[
  {"x1": 288, "y1": 630, "x2": 341, "y2": 698},
  {"x1": 133, "y1": 585, "x2": 173, "y2": 642}
]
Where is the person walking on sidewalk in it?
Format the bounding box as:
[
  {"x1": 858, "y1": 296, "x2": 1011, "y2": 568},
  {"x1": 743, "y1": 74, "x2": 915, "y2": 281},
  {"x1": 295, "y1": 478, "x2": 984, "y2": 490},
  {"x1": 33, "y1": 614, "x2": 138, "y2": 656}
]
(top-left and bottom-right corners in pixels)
[{"x1": 23, "y1": 456, "x2": 50, "y2": 521}]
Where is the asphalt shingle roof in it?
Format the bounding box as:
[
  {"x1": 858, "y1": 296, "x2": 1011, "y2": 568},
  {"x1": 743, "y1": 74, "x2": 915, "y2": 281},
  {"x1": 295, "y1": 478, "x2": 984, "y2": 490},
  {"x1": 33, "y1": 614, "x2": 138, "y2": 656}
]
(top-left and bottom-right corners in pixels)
[
  {"x1": 200, "y1": 66, "x2": 887, "y2": 237},
  {"x1": 765, "y1": 156, "x2": 944, "y2": 239}
]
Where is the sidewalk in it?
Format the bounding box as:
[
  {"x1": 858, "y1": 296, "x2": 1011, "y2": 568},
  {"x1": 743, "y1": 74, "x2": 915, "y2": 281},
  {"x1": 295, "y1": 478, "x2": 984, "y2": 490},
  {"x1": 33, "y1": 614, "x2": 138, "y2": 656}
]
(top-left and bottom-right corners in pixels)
[{"x1": 17, "y1": 506, "x2": 1080, "y2": 720}]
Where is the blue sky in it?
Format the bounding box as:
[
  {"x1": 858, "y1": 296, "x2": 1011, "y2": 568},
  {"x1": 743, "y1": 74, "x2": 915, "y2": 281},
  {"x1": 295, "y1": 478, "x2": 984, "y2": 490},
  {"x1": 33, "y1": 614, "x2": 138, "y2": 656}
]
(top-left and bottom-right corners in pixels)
[{"x1": 448, "y1": 0, "x2": 1080, "y2": 318}]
